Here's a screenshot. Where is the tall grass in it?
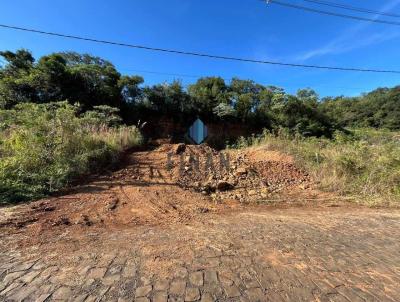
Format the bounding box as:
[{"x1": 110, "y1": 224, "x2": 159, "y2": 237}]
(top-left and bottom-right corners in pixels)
[
  {"x1": 234, "y1": 128, "x2": 400, "y2": 206},
  {"x1": 0, "y1": 102, "x2": 142, "y2": 204}
]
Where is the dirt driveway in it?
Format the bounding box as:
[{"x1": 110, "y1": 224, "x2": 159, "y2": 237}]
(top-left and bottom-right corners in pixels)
[
  {"x1": 1, "y1": 207, "x2": 400, "y2": 302},
  {"x1": 1, "y1": 145, "x2": 399, "y2": 301}
]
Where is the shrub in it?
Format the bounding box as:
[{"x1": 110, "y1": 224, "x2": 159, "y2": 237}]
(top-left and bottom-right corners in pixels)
[
  {"x1": 0, "y1": 102, "x2": 142, "y2": 203},
  {"x1": 236, "y1": 128, "x2": 400, "y2": 206}
]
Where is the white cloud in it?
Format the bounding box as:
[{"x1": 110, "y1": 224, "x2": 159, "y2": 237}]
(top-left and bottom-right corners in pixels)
[{"x1": 296, "y1": 0, "x2": 400, "y2": 61}]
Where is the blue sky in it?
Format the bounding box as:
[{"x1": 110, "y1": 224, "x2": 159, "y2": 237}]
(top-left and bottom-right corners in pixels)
[{"x1": 1, "y1": 0, "x2": 400, "y2": 97}]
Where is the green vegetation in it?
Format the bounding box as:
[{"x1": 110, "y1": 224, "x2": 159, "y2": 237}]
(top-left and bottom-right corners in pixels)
[
  {"x1": 235, "y1": 129, "x2": 400, "y2": 206},
  {"x1": 2, "y1": 49, "x2": 399, "y2": 138},
  {"x1": 0, "y1": 49, "x2": 340, "y2": 137},
  {"x1": 321, "y1": 87, "x2": 400, "y2": 131},
  {"x1": 1, "y1": 49, "x2": 400, "y2": 205},
  {"x1": 0, "y1": 102, "x2": 142, "y2": 204}
]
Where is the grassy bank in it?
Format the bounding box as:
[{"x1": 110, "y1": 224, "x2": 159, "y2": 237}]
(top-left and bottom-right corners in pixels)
[
  {"x1": 0, "y1": 102, "x2": 142, "y2": 204},
  {"x1": 233, "y1": 128, "x2": 400, "y2": 206}
]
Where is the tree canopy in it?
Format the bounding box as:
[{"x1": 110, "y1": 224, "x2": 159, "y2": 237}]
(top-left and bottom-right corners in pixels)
[{"x1": 1, "y1": 49, "x2": 399, "y2": 138}]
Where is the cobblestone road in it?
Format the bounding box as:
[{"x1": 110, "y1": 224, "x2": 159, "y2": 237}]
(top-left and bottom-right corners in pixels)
[{"x1": 1, "y1": 207, "x2": 400, "y2": 301}]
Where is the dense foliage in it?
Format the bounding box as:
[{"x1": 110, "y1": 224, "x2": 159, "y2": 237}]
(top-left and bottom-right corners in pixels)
[
  {"x1": 2, "y1": 49, "x2": 399, "y2": 139},
  {"x1": 320, "y1": 88, "x2": 400, "y2": 130},
  {"x1": 0, "y1": 102, "x2": 142, "y2": 203},
  {"x1": 1, "y1": 49, "x2": 342, "y2": 137}
]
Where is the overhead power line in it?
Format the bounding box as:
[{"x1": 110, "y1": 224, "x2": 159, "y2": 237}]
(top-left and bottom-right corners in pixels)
[
  {"x1": 303, "y1": 0, "x2": 400, "y2": 18},
  {"x1": 268, "y1": 0, "x2": 400, "y2": 26},
  {"x1": 0, "y1": 50, "x2": 372, "y2": 91},
  {"x1": 0, "y1": 23, "x2": 400, "y2": 74}
]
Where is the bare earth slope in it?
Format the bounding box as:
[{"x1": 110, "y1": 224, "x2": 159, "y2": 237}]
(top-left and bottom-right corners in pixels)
[
  {"x1": 0, "y1": 144, "x2": 317, "y2": 236},
  {"x1": 1, "y1": 144, "x2": 399, "y2": 301}
]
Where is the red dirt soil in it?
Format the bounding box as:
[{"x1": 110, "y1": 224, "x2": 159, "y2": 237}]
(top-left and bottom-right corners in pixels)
[{"x1": 0, "y1": 144, "x2": 330, "y2": 242}]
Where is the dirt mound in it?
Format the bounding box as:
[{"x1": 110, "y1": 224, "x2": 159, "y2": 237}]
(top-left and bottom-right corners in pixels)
[
  {"x1": 0, "y1": 144, "x2": 313, "y2": 237},
  {"x1": 169, "y1": 144, "x2": 310, "y2": 203}
]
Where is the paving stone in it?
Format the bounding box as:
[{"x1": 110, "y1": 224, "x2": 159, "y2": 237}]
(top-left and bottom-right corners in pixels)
[
  {"x1": 70, "y1": 293, "x2": 88, "y2": 302},
  {"x1": 84, "y1": 278, "x2": 96, "y2": 288},
  {"x1": 98, "y1": 285, "x2": 111, "y2": 299},
  {"x1": 103, "y1": 274, "x2": 121, "y2": 286},
  {"x1": 140, "y1": 276, "x2": 153, "y2": 286},
  {"x1": 313, "y1": 279, "x2": 337, "y2": 294},
  {"x1": 203, "y1": 258, "x2": 220, "y2": 268},
  {"x1": 10, "y1": 261, "x2": 36, "y2": 272},
  {"x1": 20, "y1": 270, "x2": 41, "y2": 283},
  {"x1": 108, "y1": 265, "x2": 122, "y2": 275},
  {"x1": 204, "y1": 270, "x2": 218, "y2": 284},
  {"x1": 0, "y1": 281, "x2": 23, "y2": 295},
  {"x1": 84, "y1": 295, "x2": 97, "y2": 302},
  {"x1": 36, "y1": 293, "x2": 52, "y2": 302},
  {"x1": 200, "y1": 293, "x2": 215, "y2": 302},
  {"x1": 3, "y1": 271, "x2": 26, "y2": 285},
  {"x1": 122, "y1": 265, "x2": 136, "y2": 278},
  {"x1": 52, "y1": 286, "x2": 73, "y2": 300},
  {"x1": 153, "y1": 291, "x2": 168, "y2": 302},
  {"x1": 219, "y1": 275, "x2": 234, "y2": 286},
  {"x1": 326, "y1": 293, "x2": 350, "y2": 302},
  {"x1": 245, "y1": 287, "x2": 265, "y2": 301},
  {"x1": 175, "y1": 267, "x2": 188, "y2": 279},
  {"x1": 185, "y1": 287, "x2": 200, "y2": 301},
  {"x1": 336, "y1": 286, "x2": 366, "y2": 302},
  {"x1": 7, "y1": 285, "x2": 38, "y2": 301},
  {"x1": 170, "y1": 280, "x2": 186, "y2": 296},
  {"x1": 87, "y1": 267, "x2": 107, "y2": 279},
  {"x1": 189, "y1": 271, "x2": 204, "y2": 287},
  {"x1": 155, "y1": 280, "x2": 169, "y2": 291},
  {"x1": 32, "y1": 261, "x2": 47, "y2": 270},
  {"x1": 135, "y1": 285, "x2": 152, "y2": 297},
  {"x1": 351, "y1": 288, "x2": 380, "y2": 301},
  {"x1": 136, "y1": 298, "x2": 150, "y2": 302},
  {"x1": 224, "y1": 285, "x2": 241, "y2": 298},
  {"x1": 2, "y1": 208, "x2": 400, "y2": 302},
  {"x1": 267, "y1": 292, "x2": 285, "y2": 302},
  {"x1": 168, "y1": 297, "x2": 184, "y2": 302},
  {"x1": 243, "y1": 278, "x2": 260, "y2": 289}
]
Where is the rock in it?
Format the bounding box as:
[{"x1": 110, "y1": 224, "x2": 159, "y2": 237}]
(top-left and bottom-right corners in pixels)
[
  {"x1": 107, "y1": 198, "x2": 119, "y2": 211},
  {"x1": 174, "y1": 143, "x2": 186, "y2": 154},
  {"x1": 198, "y1": 207, "x2": 210, "y2": 214},
  {"x1": 52, "y1": 216, "x2": 70, "y2": 226},
  {"x1": 248, "y1": 190, "x2": 257, "y2": 196},
  {"x1": 78, "y1": 214, "x2": 92, "y2": 226},
  {"x1": 235, "y1": 168, "x2": 247, "y2": 176},
  {"x1": 216, "y1": 181, "x2": 234, "y2": 192},
  {"x1": 201, "y1": 183, "x2": 216, "y2": 194},
  {"x1": 43, "y1": 206, "x2": 55, "y2": 212}
]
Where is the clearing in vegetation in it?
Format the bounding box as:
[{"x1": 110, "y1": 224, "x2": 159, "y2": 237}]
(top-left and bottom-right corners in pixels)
[{"x1": 0, "y1": 143, "x2": 325, "y2": 237}]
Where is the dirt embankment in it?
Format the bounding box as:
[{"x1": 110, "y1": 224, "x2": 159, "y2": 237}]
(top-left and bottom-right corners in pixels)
[{"x1": 0, "y1": 144, "x2": 318, "y2": 239}]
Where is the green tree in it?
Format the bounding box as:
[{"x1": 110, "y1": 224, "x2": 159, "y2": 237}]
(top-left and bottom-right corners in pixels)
[
  {"x1": 188, "y1": 77, "x2": 230, "y2": 119},
  {"x1": 0, "y1": 50, "x2": 36, "y2": 108}
]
